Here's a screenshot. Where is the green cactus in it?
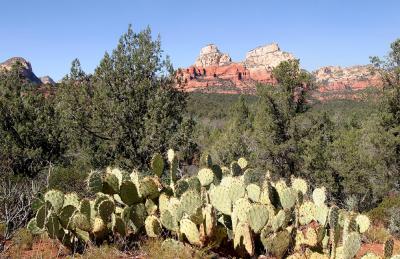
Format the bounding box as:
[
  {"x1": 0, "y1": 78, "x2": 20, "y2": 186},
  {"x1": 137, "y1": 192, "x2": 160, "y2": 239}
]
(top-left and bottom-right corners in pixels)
[
  {"x1": 262, "y1": 229, "x2": 291, "y2": 259},
  {"x1": 180, "y1": 218, "x2": 202, "y2": 246},
  {"x1": 97, "y1": 199, "x2": 115, "y2": 221},
  {"x1": 209, "y1": 185, "x2": 232, "y2": 215},
  {"x1": 271, "y1": 209, "x2": 286, "y2": 232},
  {"x1": 277, "y1": 187, "x2": 297, "y2": 210},
  {"x1": 87, "y1": 171, "x2": 103, "y2": 193},
  {"x1": 342, "y1": 231, "x2": 361, "y2": 259},
  {"x1": 355, "y1": 214, "x2": 370, "y2": 233},
  {"x1": 44, "y1": 189, "x2": 64, "y2": 213},
  {"x1": 234, "y1": 222, "x2": 254, "y2": 257},
  {"x1": 160, "y1": 209, "x2": 179, "y2": 232},
  {"x1": 119, "y1": 180, "x2": 141, "y2": 205},
  {"x1": 145, "y1": 215, "x2": 162, "y2": 238},
  {"x1": 260, "y1": 181, "x2": 280, "y2": 208},
  {"x1": 139, "y1": 177, "x2": 160, "y2": 199},
  {"x1": 151, "y1": 153, "x2": 164, "y2": 177},
  {"x1": 361, "y1": 253, "x2": 381, "y2": 259},
  {"x1": 246, "y1": 183, "x2": 261, "y2": 202},
  {"x1": 27, "y1": 218, "x2": 44, "y2": 235},
  {"x1": 328, "y1": 205, "x2": 339, "y2": 259},
  {"x1": 63, "y1": 193, "x2": 80, "y2": 208},
  {"x1": 385, "y1": 238, "x2": 394, "y2": 259},
  {"x1": 73, "y1": 212, "x2": 91, "y2": 232},
  {"x1": 291, "y1": 177, "x2": 308, "y2": 195},
  {"x1": 221, "y1": 166, "x2": 230, "y2": 176},
  {"x1": 174, "y1": 179, "x2": 189, "y2": 197},
  {"x1": 197, "y1": 168, "x2": 214, "y2": 187},
  {"x1": 237, "y1": 157, "x2": 248, "y2": 170},
  {"x1": 230, "y1": 161, "x2": 242, "y2": 176},
  {"x1": 233, "y1": 198, "x2": 252, "y2": 223},
  {"x1": 180, "y1": 190, "x2": 202, "y2": 217},
  {"x1": 247, "y1": 204, "x2": 269, "y2": 233},
  {"x1": 103, "y1": 173, "x2": 120, "y2": 194},
  {"x1": 314, "y1": 204, "x2": 329, "y2": 226},
  {"x1": 299, "y1": 201, "x2": 315, "y2": 225},
  {"x1": 144, "y1": 199, "x2": 156, "y2": 215},
  {"x1": 225, "y1": 178, "x2": 246, "y2": 203},
  {"x1": 92, "y1": 216, "x2": 107, "y2": 239},
  {"x1": 45, "y1": 213, "x2": 60, "y2": 239},
  {"x1": 312, "y1": 187, "x2": 327, "y2": 206},
  {"x1": 35, "y1": 205, "x2": 47, "y2": 229},
  {"x1": 167, "y1": 149, "x2": 175, "y2": 163},
  {"x1": 59, "y1": 205, "x2": 77, "y2": 229},
  {"x1": 187, "y1": 177, "x2": 202, "y2": 193}
]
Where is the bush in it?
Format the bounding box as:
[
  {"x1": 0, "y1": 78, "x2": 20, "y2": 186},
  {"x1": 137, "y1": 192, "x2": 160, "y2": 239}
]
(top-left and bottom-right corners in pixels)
[
  {"x1": 368, "y1": 195, "x2": 400, "y2": 225},
  {"x1": 48, "y1": 161, "x2": 90, "y2": 196},
  {"x1": 364, "y1": 225, "x2": 391, "y2": 244},
  {"x1": 11, "y1": 228, "x2": 33, "y2": 250},
  {"x1": 389, "y1": 207, "x2": 400, "y2": 238}
]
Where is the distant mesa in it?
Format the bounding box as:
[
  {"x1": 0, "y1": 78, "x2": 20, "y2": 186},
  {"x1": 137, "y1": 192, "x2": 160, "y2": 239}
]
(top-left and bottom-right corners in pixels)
[
  {"x1": 40, "y1": 76, "x2": 56, "y2": 85},
  {"x1": 178, "y1": 43, "x2": 382, "y2": 98},
  {"x1": 0, "y1": 57, "x2": 54, "y2": 85}
]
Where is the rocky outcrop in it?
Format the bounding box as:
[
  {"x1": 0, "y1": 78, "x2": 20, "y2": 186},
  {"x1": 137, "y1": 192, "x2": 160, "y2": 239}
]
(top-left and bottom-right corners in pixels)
[
  {"x1": 0, "y1": 57, "x2": 42, "y2": 84},
  {"x1": 179, "y1": 44, "x2": 381, "y2": 98},
  {"x1": 179, "y1": 43, "x2": 294, "y2": 94},
  {"x1": 40, "y1": 76, "x2": 56, "y2": 85},
  {"x1": 194, "y1": 44, "x2": 232, "y2": 67},
  {"x1": 244, "y1": 43, "x2": 295, "y2": 70}
]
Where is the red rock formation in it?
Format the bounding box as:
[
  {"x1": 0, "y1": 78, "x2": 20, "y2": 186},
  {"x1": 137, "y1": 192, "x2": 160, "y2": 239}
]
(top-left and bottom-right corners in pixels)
[{"x1": 178, "y1": 44, "x2": 382, "y2": 99}]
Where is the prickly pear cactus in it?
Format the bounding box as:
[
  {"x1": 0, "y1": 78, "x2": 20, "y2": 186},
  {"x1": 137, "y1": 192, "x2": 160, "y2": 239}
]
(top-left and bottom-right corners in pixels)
[
  {"x1": 44, "y1": 190, "x2": 64, "y2": 213},
  {"x1": 343, "y1": 232, "x2": 361, "y2": 259},
  {"x1": 234, "y1": 222, "x2": 254, "y2": 257},
  {"x1": 180, "y1": 218, "x2": 202, "y2": 246},
  {"x1": 197, "y1": 168, "x2": 214, "y2": 187},
  {"x1": 145, "y1": 215, "x2": 162, "y2": 238},
  {"x1": 151, "y1": 153, "x2": 164, "y2": 177},
  {"x1": 247, "y1": 204, "x2": 269, "y2": 233}
]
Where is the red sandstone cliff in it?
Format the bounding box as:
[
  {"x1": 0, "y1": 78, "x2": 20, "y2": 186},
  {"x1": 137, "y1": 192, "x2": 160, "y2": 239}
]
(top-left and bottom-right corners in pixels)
[{"x1": 178, "y1": 44, "x2": 382, "y2": 98}]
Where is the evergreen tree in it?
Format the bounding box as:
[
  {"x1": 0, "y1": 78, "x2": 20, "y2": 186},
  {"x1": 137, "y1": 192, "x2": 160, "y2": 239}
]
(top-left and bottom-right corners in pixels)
[
  {"x1": 253, "y1": 60, "x2": 312, "y2": 178},
  {"x1": 0, "y1": 62, "x2": 65, "y2": 176},
  {"x1": 213, "y1": 96, "x2": 253, "y2": 164},
  {"x1": 57, "y1": 25, "x2": 196, "y2": 170}
]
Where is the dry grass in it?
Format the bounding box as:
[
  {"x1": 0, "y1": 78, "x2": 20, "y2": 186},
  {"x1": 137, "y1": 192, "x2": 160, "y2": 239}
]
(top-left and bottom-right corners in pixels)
[{"x1": 364, "y1": 225, "x2": 391, "y2": 244}]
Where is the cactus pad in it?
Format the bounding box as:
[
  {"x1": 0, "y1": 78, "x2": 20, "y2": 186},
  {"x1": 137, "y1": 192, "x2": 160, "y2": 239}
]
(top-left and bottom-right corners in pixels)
[
  {"x1": 151, "y1": 153, "x2": 164, "y2": 177},
  {"x1": 234, "y1": 222, "x2": 254, "y2": 257},
  {"x1": 238, "y1": 157, "x2": 248, "y2": 170},
  {"x1": 44, "y1": 189, "x2": 64, "y2": 213},
  {"x1": 247, "y1": 204, "x2": 269, "y2": 233},
  {"x1": 355, "y1": 214, "x2": 370, "y2": 233},
  {"x1": 312, "y1": 187, "x2": 327, "y2": 206},
  {"x1": 197, "y1": 168, "x2": 214, "y2": 186},
  {"x1": 209, "y1": 185, "x2": 232, "y2": 215},
  {"x1": 103, "y1": 173, "x2": 120, "y2": 194},
  {"x1": 246, "y1": 183, "x2": 261, "y2": 202},
  {"x1": 145, "y1": 215, "x2": 162, "y2": 238},
  {"x1": 180, "y1": 218, "x2": 202, "y2": 246},
  {"x1": 120, "y1": 180, "x2": 141, "y2": 205},
  {"x1": 291, "y1": 177, "x2": 308, "y2": 195},
  {"x1": 343, "y1": 232, "x2": 361, "y2": 259}
]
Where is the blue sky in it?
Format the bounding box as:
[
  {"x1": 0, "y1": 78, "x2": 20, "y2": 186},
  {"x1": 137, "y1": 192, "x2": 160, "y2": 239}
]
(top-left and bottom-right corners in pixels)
[{"x1": 1, "y1": 0, "x2": 399, "y2": 81}]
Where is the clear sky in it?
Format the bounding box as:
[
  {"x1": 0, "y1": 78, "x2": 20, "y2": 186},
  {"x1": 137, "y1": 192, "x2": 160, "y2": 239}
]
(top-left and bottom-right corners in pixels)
[{"x1": 1, "y1": 0, "x2": 399, "y2": 81}]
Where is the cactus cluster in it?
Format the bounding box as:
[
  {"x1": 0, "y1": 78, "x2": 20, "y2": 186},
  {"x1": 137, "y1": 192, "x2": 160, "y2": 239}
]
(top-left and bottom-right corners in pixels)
[{"x1": 27, "y1": 152, "x2": 400, "y2": 258}]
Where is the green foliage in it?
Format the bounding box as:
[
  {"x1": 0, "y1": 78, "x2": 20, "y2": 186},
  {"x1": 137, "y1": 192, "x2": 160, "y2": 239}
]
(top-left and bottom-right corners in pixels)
[
  {"x1": 55, "y1": 25, "x2": 196, "y2": 172},
  {"x1": 0, "y1": 62, "x2": 66, "y2": 176},
  {"x1": 12, "y1": 228, "x2": 33, "y2": 250}
]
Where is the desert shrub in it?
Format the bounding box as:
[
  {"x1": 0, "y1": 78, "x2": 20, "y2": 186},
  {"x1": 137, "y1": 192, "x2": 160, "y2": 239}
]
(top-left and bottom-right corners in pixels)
[
  {"x1": 140, "y1": 238, "x2": 210, "y2": 259},
  {"x1": 364, "y1": 225, "x2": 391, "y2": 243},
  {"x1": 368, "y1": 195, "x2": 400, "y2": 225},
  {"x1": 0, "y1": 173, "x2": 44, "y2": 239},
  {"x1": 48, "y1": 160, "x2": 91, "y2": 196},
  {"x1": 11, "y1": 228, "x2": 33, "y2": 250},
  {"x1": 388, "y1": 207, "x2": 400, "y2": 238}
]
